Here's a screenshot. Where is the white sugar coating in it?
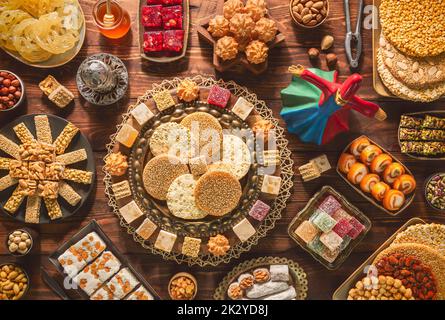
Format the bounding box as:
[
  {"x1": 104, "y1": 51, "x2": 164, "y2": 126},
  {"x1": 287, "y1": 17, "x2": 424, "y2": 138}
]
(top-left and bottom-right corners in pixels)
[
  {"x1": 269, "y1": 264, "x2": 290, "y2": 282},
  {"x1": 166, "y1": 174, "x2": 208, "y2": 220},
  {"x1": 221, "y1": 134, "x2": 252, "y2": 179},
  {"x1": 232, "y1": 97, "x2": 254, "y2": 120},
  {"x1": 130, "y1": 103, "x2": 154, "y2": 126},
  {"x1": 149, "y1": 122, "x2": 191, "y2": 159}
]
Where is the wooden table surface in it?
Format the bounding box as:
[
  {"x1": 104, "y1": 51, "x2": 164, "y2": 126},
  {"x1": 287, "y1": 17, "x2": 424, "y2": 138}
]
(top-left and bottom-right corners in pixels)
[{"x1": 1, "y1": 0, "x2": 444, "y2": 300}]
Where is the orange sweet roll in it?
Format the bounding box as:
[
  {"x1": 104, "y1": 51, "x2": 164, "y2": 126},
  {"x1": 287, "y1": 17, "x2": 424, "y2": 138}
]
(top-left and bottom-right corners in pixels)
[
  {"x1": 383, "y1": 163, "x2": 405, "y2": 185},
  {"x1": 360, "y1": 145, "x2": 382, "y2": 166},
  {"x1": 371, "y1": 181, "x2": 390, "y2": 202},
  {"x1": 338, "y1": 153, "x2": 356, "y2": 174},
  {"x1": 349, "y1": 137, "x2": 371, "y2": 158},
  {"x1": 360, "y1": 174, "x2": 380, "y2": 193},
  {"x1": 347, "y1": 163, "x2": 368, "y2": 184},
  {"x1": 383, "y1": 189, "x2": 406, "y2": 211},
  {"x1": 393, "y1": 174, "x2": 417, "y2": 195},
  {"x1": 370, "y1": 153, "x2": 393, "y2": 174}
]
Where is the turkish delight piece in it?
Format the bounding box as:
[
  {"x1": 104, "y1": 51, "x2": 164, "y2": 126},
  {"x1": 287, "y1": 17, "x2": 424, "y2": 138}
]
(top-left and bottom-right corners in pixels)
[
  {"x1": 232, "y1": 97, "x2": 254, "y2": 121},
  {"x1": 207, "y1": 85, "x2": 231, "y2": 108},
  {"x1": 294, "y1": 220, "x2": 319, "y2": 243},
  {"x1": 143, "y1": 31, "x2": 163, "y2": 52},
  {"x1": 260, "y1": 174, "x2": 281, "y2": 195},
  {"x1": 163, "y1": 30, "x2": 184, "y2": 52},
  {"x1": 332, "y1": 218, "x2": 353, "y2": 238},
  {"x1": 307, "y1": 235, "x2": 324, "y2": 255},
  {"x1": 319, "y1": 231, "x2": 343, "y2": 252},
  {"x1": 263, "y1": 286, "x2": 296, "y2": 300},
  {"x1": 347, "y1": 217, "x2": 365, "y2": 239},
  {"x1": 161, "y1": 5, "x2": 182, "y2": 30},
  {"x1": 136, "y1": 218, "x2": 158, "y2": 240},
  {"x1": 320, "y1": 247, "x2": 340, "y2": 263},
  {"x1": 119, "y1": 200, "x2": 144, "y2": 224},
  {"x1": 340, "y1": 235, "x2": 352, "y2": 251},
  {"x1": 162, "y1": 0, "x2": 182, "y2": 5},
  {"x1": 246, "y1": 281, "x2": 289, "y2": 299},
  {"x1": 111, "y1": 180, "x2": 132, "y2": 200},
  {"x1": 154, "y1": 230, "x2": 177, "y2": 252},
  {"x1": 318, "y1": 195, "x2": 342, "y2": 215},
  {"x1": 248, "y1": 199, "x2": 270, "y2": 221},
  {"x1": 331, "y1": 208, "x2": 352, "y2": 221},
  {"x1": 233, "y1": 218, "x2": 256, "y2": 242},
  {"x1": 116, "y1": 123, "x2": 138, "y2": 148},
  {"x1": 270, "y1": 264, "x2": 289, "y2": 282},
  {"x1": 106, "y1": 268, "x2": 140, "y2": 299},
  {"x1": 181, "y1": 236, "x2": 201, "y2": 257},
  {"x1": 130, "y1": 103, "x2": 154, "y2": 127},
  {"x1": 153, "y1": 89, "x2": 175, "y2": 111},
  {"x1": 311, "y1": 210, "x2": 336, "y2": 232},
  {"x1": 141, "y1": 5, "x2": 162, "y2": 28},
  {"x1": 126, "y1": 286, "x2": 154, "y2": 300}
]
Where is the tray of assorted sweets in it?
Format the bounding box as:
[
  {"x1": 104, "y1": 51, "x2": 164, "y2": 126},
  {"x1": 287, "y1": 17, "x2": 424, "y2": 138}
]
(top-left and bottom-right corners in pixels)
[
  {"x1": 288, "y1": 186, "x2": 371, "y2": 270},
  {"x1": 49, "y1": 219, "x2": 160, "y2": 300},
  {"x1": 337, "y1": 136, "x2": 416, "y2": 215},
  {"x1": 0, "y1": 114, "x2": 95, "y2": 224},
  {"x1": 398, "y1": 112, "x2": 445, "y2": 160},
  {"x1": 103, "y1": 76, "x2": 293, "y2": 267},
  {"x1": 213, "y1": 256, "x2": 308, "y2": 300},
  {"x1": 138, "y1": 0, "x2": 190, "y2": 62},
  {"x1": 333, "y1": 218, "x2": 445, "y2": 300}
]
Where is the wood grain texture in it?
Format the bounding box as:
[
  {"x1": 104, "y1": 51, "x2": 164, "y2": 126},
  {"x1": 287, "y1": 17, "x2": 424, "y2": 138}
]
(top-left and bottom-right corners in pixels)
[{"x1": 0, "y1": 0, "x2": 444, "y2": 300}]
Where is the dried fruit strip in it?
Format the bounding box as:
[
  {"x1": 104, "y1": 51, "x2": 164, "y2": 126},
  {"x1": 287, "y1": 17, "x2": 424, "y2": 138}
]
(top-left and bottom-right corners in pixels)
[
  {"x1": 34, "y1": 115, "x2": 53, "y2": 144},
  {"x1": 58, "y1": 181, "x2": 82, "y2": 206},
  {"x1": 0, "y1": 157, "x2": 11, "y2": 170},
  {"x1": 3, "y1": 185, "x2": 26, "y2": 214},
  {"x1": 44, "y1": 198, "x2": 63, "y2": 220},
  {"x1": 0, "y1": 134, "x2": 20, "y2": 159},
  {"x1": 56, "y1": 149, "x2": 87, "y2": 165},
  {"x1": 0, "y1": 174, "x2": 18, "y2": 192},
  {"x1": 25, "y1": 196, "x2": 41, "y2": 224},
  {"x1": 54, "y1": 122, "x2": 79, "y2": 155},
  {"x1": 62, "y1": 168, "x2": 93, "y2": 184},
  {"x1": 13, "y1": 123, "x2": 35, "y2": 144}
]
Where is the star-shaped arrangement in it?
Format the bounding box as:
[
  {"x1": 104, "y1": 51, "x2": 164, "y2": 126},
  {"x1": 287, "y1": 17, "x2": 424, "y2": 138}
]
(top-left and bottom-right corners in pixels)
[{"x1": 0, "y1": 115, "x2": 93, "y2": 223}]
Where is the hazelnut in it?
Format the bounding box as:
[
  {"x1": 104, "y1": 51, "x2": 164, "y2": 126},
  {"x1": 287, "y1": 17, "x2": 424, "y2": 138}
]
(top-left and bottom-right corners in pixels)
[
  {"x1": 308, "y1": 47, "x2": 320, "y2": 59},
  {"x1": 326, "y1": 53, "x2": 337, "y2": 69}
]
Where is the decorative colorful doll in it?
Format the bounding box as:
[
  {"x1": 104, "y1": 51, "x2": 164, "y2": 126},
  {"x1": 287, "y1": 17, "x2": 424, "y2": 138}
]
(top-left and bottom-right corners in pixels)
[{"x1": 280, "y1": 65, "x2": 387, "y2": 145}]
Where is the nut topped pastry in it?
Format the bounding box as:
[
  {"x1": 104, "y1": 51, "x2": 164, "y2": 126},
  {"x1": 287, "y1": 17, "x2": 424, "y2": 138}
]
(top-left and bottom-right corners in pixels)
[
  {"x1": 177, "y1": 79, "x2": 200, "y2": 102},
  {"x1": 215, "y1": 36, "x2": 239, "y2": 61},
  {"x1": 245, "y1": 40, "x2": 268, "y2": 64},
  {"x1": 104, "y1": 152, "x2": 128, "y2": 177},
  {"x1": 244, "y1": 0, "x2": 267, "y2": 21},
  {"x1": 223, "y1": 0, "x2": 244, "y2": 20},
  {"x1": 207, "y1": 15, "x2": 230, "y2": 38},
  {"x1": 207, "y1": 234, "x2": 230, "y2": 256},
  {"x1": 254, "y1": 17, "x2": 277, "y2": 43},
  {"x1": 229, "y1": 13, "x2": 255, "y2": 41}
]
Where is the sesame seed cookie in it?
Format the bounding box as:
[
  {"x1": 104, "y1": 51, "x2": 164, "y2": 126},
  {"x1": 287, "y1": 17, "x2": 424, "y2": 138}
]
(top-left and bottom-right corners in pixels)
[
  {"x1": 149, "y1": 122, "x2": 191, "y2": 159},
  {"x1": 392, "y1": 223, "x2": 445, "y2": 256}
]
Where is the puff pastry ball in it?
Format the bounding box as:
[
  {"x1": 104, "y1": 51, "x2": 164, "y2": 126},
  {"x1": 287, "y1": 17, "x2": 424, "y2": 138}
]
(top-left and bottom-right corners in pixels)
[
  {"x1": 177, "y1": 79, "x2": 200, "y2": 102},
  {"x1": 207, "y1": 15, "x2": 230, "y2": 38},
  {"x1": 245, "y1": 40, "x2": 269, "y2": 64},
  {"x1": 223, "y1": 0, "x2": 244, "y2": 20},
  {"x1": 245, "y1": 0, "x2": 267, "y2": 21},
  {"x1": 216, "y1": 36, "x2": 239, "y2": 61},
  {"x1": 254, "y1": 17, "x2": 277, "y2": 43},
  {"x1": 230, "y1": 13, "x2": 255, "y2": 42}
]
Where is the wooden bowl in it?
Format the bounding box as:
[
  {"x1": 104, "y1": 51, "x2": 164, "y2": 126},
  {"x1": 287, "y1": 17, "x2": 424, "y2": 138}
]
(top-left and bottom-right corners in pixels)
[
  {"x1": 289, "y1": 0, "x2": 329, "y2": 29},
  {"x1": 168, "y1": 272, "x2": 197, "y2": 300}
]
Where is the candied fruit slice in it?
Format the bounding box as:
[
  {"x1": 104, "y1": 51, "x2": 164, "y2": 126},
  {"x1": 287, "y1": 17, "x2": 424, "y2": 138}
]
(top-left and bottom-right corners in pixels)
[
  {"x1": 163, "y1": 30, "x2": 184, "y2": 52},
  {"x1": 144, "y1": 31, "x2": 164, "y2": 52},
  {"x1": 162, "y1": 5, "x2": 183, "y2": 30},
  {"x1": 347, "y1": 217, "x2": 365, "y2": 239},
  {"x1": 207, "y1": 85, "x2": 231, "y2": 108},
  {"x1": 332, "y1": 218, "x2": 353, "y2": 238},
  {"x1": 318, "y1": 195, "x2": 342, "y2": 215},
  {"x1": 162, "y1": 0, "x2": 182, "y2": 5},
  {"x1": 141, "y1": 5, "x2": 162, "y2": 28}
]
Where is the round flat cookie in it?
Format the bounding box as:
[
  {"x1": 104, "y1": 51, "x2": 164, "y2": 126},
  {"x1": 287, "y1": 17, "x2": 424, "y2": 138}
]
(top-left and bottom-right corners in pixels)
[
  {"x1": 207, "y1": 161, "x2": 237, "y2": 177},
  {"x1": 149, "y1": 122, "x2": 191, "y2": 159},
  {"x1": 377, "y1": 49, "x2": 445, "y2": 102},
  {"x1": 166, "y1": 174, "x2": 208, "y2": 220},
  {"x1": 392, "y1": 223, "x2": 445, "y2": 256},
  {"x1": 373, "y1": 243, "x2": 445, "y2": 300},
  {"x1": 180, "y1": 112, "x2": 223, "y2": 161},
  {"x1": 221, "y1": 134, "x2": 252, "y2": 180},
  {"x1": 143, "y1": 154, "x2": 189, "y2": 201},
  {"x1": 194, "y1": 171, "x2": 242, "y2": 216},
  {"x1": 380, "y1": 0, "x2": 445, "y2": 57}
]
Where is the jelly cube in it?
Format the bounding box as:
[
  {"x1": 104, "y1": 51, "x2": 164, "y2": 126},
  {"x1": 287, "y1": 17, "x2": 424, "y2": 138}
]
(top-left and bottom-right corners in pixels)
[
  {"x1": 248, "y1": 200, "x2": 270, "y2": 221},
  {"x1": 311, "y1": 210, "x2": 336, "y2": 233},
  {"x1": 162, "y1": 5, "x2": 182, "y2": 30},
  {"x1": 163, "y1": 30, "x2": 184, "y2": 52},
  {"x1": 143, "y1": 31, "x2": 164, "y2": 52},
  {"x1": 319, "y1": 231, "x2": 343, "y2": 251},
  {"x1": 347, "y1": 217, "x2": 365, "y2": 239},
  {"x1": 162, "y1": 0, "x2": 182, "y2": 5},
  {"x1": 207, "y1": 85, "x2": 231, "y2": 108},
  {"x1": 147, "y1": 0, "x2": 162, "y2": 4},
  {"x1": 320, "y1": 247, "x2": 340, "y2": 263},
  {"x1": 318, "y1": 195, "x2": 342, "y2": 215},
  {"x1": 307, "y1": 235, "x2": 324, "y2": 255},
  {"x1": 339, "y1": 235, "x2": 352, "y2": 251},
  {"x1": 332, "y1": 218, "x2": 353, "y2": 238},
  {"x1": 294, "y1": 220, "x2": 319, "y2": 243},
  {"x1": 141, "y1": 5, "x2": 162, "y2": 28},
  {"x1": 331, "y1": 208, "x2": 352, "y2": 221},
  {"x1": 153, "y1": 89, "x2": 175, "y2": 111}
]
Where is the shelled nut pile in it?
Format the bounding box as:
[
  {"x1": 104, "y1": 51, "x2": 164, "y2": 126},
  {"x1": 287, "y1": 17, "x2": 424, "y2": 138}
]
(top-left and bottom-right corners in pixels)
[
  {"x1": 348, "y1": 275, "x2": 414, "y2": 300},
  {"x1": 0, "y1": 71, "x2": 22, "y2": 111},
  {"x1": 7, "y1": 230, "x2": 32, "y2": 255},
  {"x1": 0, "y1": 264, "x2": 28, "y2": 300},
  {"x1": 290, "y1": 0, "x2": 328, "y2": 27}
]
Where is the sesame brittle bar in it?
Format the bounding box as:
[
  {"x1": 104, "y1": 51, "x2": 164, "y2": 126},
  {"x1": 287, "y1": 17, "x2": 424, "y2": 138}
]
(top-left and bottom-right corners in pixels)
[
  {"x1": 0, "y1": 174, "x2": 18, "y2": 192},
  {"x1": 34, "y1": 115, "x2": 53, "y2": 144},
  {"x1": 58, "y1": 181, "x2": 82, "y2": 206},
  {"x1": 0, "y1": 134, "x2": 20, "y2": 159},
  {"x1": 25, "y1": 196, "x2": 41, "y2": 224},
  {"x1": 13, "y1": 123, "x2": 35, "y2": 144},
  {"x1": 54, "y1": 122, "x2": 79, "y2": 155},
  {"x1": 56, "y1": 149, "x2": 87, "y2": 165},
  {"x1": 62, "y1": 168, "x2": 93, "y2": 184}
]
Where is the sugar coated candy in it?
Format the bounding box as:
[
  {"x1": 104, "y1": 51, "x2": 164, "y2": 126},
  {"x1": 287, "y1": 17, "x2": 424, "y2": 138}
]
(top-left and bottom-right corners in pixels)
[
  {"x1": 347, "y1": 217, "x2": 365, "y2": 239},
  {"x1": 320, "y1": 247, "x2": 340, "y2": 263},
  {"x1": 248, "y1": 200, "x2": 270, "y2": 221},
  {"x1": 318, "y1": 195, "x2": 342, "y2": 215},
  {"x1": 319, "y1": 231, "x2": 343, "y2": 251},
  {"x1": 339, "y1": 235, "x2": 352, "y2": 251},
  {"x1": 311, "y1": 209, "x2": 336, "y2": 233},
  {"x1": 294, "y1": 220, "x2": 318, "y2": 243},
  {"x1": 331, "y1": 208, "x2": 352, "y2": 222},
  {"x1": 332, "y1": 218, "x2": 353, "y2": 238},
  {"x1": 307, "y1": 235, "x2": 324, "y2": 255},
  {"x1": 207, "y1": 85, "x2": 231, "y2": 108}
]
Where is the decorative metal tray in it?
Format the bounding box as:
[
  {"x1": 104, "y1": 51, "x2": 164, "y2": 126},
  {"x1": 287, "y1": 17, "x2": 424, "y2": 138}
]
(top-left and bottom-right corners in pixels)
[
  {"x1": 104, "y1": 75, "x2": 294, "y2": 267},
  {"x1": 213, "y1": 256, "x2": 308, "y2": 300}
]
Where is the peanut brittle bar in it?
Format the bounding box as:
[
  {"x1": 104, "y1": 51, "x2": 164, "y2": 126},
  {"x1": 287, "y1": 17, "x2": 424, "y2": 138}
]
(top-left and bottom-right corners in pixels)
[
  {"x1": 56, "y1": 149, "x2": 87, "y2": 165},
  {"x1": 37, "y1": 181, "x2": 59, "y2": 199},
  {"x1": 9, "y1": 160, "x2": 28, "y2": 179},
  {"x1": 58, "y1": 181, "x2": 82, "y2": 206},
  {"x1": 17, "y1": 179, "x2": 38, "y2": 196},
  {"x1": 39, "y1": 75, "x2": 61, "y2": 96},
  {"x1": 0, "y1": 157, "x2": 11, "y2": 170},
  {"x1": 13, "y1": 123, "x2": 35, "y2": 144},
  {"x1": 63, "y1": 168, "x2": 93, "y2": 184},
  {"x1": 3, "y1": 185, "x2": 26, "y2": 214},
  {"x1": 0, "y1": 174, "x2": 18, "y2": 192},
  {"x1": 43, "y1": 198, "x2": 63, "y2": 220},
  {"x1": 19, "y1": 141, "x2": 55, "y2": 162},
  {"x1": 0, "y1": 134, "x2": 20, "y2": 159},
  {"x1": 34, "y1": 115, "x2": 53, "y2": 144},
  {"x1": 45, "y1": 162, "x2": 65, "y2": 181},
  {"x1": 28, "y1": 161, "x2": 45, "y2": 180},
  {"x1": 25, "y1": 196, "x2": 41, "y2": 224},
  {"x1": 54, "y1": 122, "x2": 79, "y2": 155}
]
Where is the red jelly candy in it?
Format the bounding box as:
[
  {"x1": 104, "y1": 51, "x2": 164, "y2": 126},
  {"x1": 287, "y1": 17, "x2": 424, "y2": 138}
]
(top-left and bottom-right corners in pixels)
[
  {"x1": 347, "y1": 217, "x2": 365, "y2": 239},
  {"x1": 163, "y1": 30, "x2": 184, "y2": 52},
  {"x1": 141, "y1": 5, "x2": 162, "y2": 28},
  {"x1": 161, "y1": 5, "x2": 182, "y2": 29},
  {"x1": 144, "y1": 31, "x2": 164, "y2": 52},
  {"x1": 207, "y1": 85, "x2": 231, "y2": 108},
  {"x1": 332, "y1": 218, "x2": 353, "y2": 238},
  {"x1": 162, "y1": 0, "x2": 182, "y2": 5},
  {"x1": 248, "y1": 200, "x2": 270, "y2": 221},
  {"x1": 319, "y1": 195, "x2": 342, "y2": 215},
  {"x1": 147, "y1": 0, "x2": 162, "y2": 4}
]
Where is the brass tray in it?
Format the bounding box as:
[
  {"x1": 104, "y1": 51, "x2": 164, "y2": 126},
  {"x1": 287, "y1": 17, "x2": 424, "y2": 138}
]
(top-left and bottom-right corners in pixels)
[
  {"x1": 138, "y1": 0, "x2": 190, "y2": 63},
  {"x1": 336, "y1": 135, "x2": 415, "y2": 216},
  {"x1": 1, "y1": 0, "x2": 86, "y2": 68},
  {"x1": 288, "y1": 186, "x2": 371, "y2": 270},
  {"x1": 104, "y1": 75, "x2": 294, "y2": 267},
  {"x1": 213, "y1": 256, "x2": 308, "y2": 300},
  {"x1": 398, "y1": 111, "x2": 445, "y2": 161},
  {"x1": 332, "y1": 217, "x2": 426, "y2": 300}
]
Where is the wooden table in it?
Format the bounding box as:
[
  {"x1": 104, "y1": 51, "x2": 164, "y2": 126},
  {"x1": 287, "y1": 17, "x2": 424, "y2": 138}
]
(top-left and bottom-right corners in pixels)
[{"x1": 0, "y1": 0, "x2": 444, "y2": 300}]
